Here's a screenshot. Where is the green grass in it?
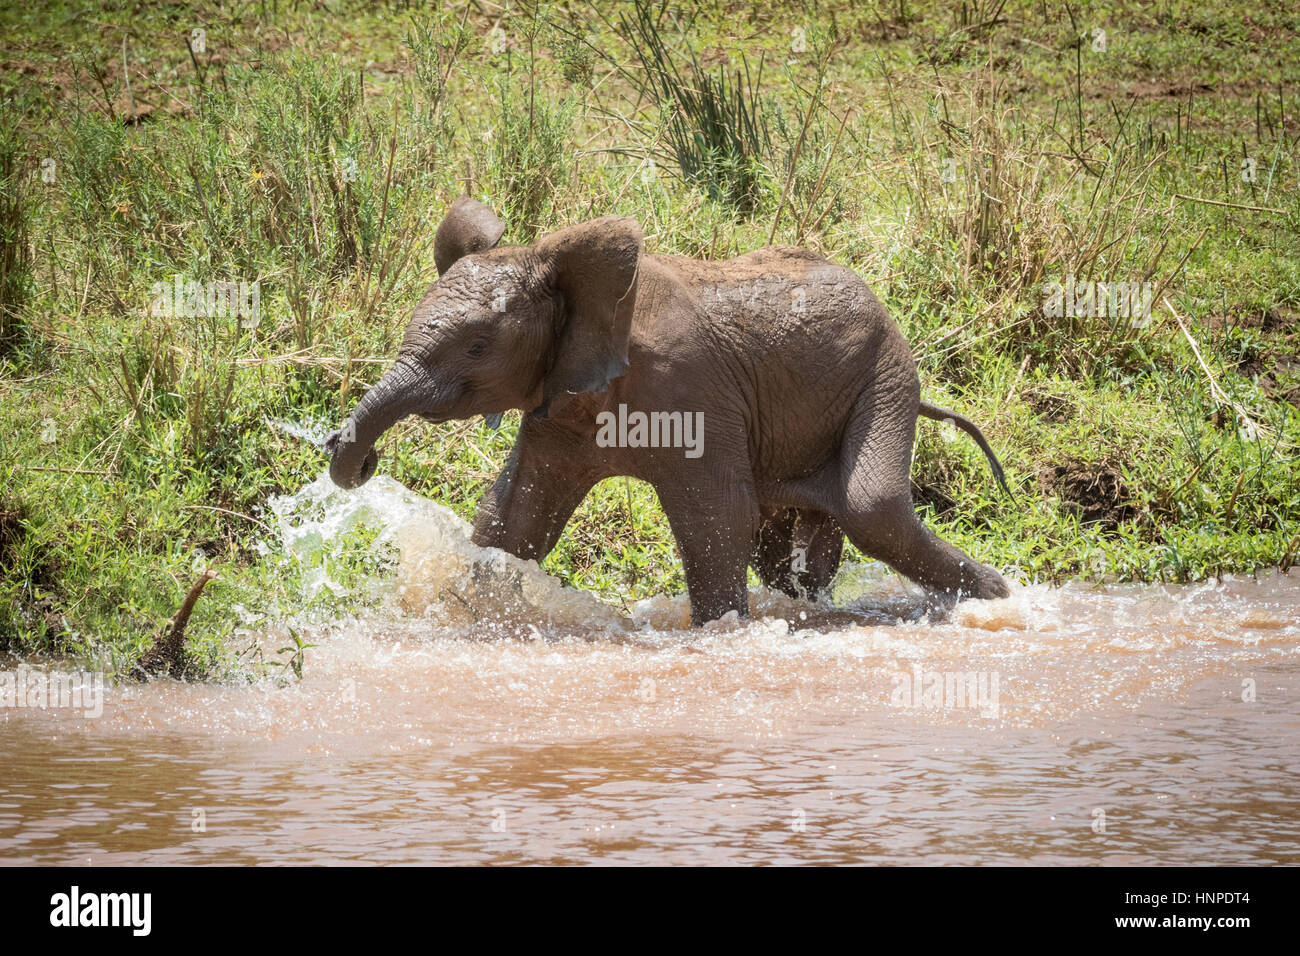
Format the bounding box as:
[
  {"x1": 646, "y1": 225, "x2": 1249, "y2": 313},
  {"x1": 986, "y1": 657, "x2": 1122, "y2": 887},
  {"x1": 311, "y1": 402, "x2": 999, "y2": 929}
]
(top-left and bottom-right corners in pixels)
[{"x1": 1, "y1": 0, "x2": 1298, "y2": 675}]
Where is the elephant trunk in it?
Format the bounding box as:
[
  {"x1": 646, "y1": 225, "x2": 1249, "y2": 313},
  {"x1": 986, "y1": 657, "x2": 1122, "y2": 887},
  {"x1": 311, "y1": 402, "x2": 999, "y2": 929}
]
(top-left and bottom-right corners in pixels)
[{"x1": 327, "y1": 358, "x2": 436, "y2": 490}]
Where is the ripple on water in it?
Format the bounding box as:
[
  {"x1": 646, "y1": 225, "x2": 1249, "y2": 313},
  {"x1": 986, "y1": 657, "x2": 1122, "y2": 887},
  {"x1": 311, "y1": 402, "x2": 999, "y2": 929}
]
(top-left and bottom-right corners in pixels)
[{"x1": 1, "y1": 472, "x2": 1297, "y2": 864}]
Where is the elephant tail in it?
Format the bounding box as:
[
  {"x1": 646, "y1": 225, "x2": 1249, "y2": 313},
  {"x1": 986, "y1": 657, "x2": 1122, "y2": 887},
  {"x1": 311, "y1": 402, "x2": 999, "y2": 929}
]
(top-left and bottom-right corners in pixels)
[{"x1": 918, "y1": 400, "x2": 1012, "y2": 498}]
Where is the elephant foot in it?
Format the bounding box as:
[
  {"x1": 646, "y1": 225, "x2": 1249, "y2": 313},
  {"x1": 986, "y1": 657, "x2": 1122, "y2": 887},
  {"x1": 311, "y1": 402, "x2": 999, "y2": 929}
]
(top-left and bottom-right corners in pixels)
[
  {"x1": 966, "y1": 562, "x2": 1011, "y2": 600},
  {"x1": 923, "y1": 561, "x2": 1009, "y2": 607},
  {"x1": 690, "y1": 599, "x2": 749, "y2": 628}
]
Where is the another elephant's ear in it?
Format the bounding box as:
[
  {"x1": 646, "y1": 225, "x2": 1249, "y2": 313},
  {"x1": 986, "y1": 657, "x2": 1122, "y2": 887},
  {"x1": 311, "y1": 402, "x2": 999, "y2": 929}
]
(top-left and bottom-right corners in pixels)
[
  {"x1": 434, "y1": 197, "x2": 507, "y2": 275},
  {"x1": 536, "y1": 216, "x2": 643, "y2": 417}
]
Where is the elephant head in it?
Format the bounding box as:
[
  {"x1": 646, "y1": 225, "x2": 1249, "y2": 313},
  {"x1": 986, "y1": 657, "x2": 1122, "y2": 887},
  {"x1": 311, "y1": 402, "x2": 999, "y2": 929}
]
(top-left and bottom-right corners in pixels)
[{"x1": 325, "y1": 199, "x2": 643, "y2": 490}]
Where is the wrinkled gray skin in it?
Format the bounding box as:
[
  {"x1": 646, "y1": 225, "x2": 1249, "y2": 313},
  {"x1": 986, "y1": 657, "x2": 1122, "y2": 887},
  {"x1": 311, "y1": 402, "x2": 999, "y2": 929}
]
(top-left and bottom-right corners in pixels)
[{"x1": 326, "y1": 198, "x2": 1010, "y2": 625}]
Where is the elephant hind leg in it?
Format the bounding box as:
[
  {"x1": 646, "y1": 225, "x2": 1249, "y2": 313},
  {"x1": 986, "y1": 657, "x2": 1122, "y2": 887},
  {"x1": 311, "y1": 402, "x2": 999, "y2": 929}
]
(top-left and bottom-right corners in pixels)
[
  {"x1": 752, "y1": 506, "x2": 843, "y2": 600},
  {"x1": 837, "y1": 492, "x2": 1008, "y2": 601},
  {"x1": 835, "y1": 379, "x2": 1008, "y2": 601}
]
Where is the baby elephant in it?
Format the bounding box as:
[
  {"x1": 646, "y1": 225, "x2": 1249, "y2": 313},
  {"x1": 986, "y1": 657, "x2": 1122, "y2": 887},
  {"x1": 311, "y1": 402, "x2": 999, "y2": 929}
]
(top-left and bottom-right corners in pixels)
[{"x1": 326, "y1": 198, "x2": 1011, "y2": 624}]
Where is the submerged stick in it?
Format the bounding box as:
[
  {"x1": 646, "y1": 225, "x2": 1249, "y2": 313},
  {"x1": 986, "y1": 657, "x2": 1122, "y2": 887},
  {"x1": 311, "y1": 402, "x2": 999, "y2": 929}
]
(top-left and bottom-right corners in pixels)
[{"x1": 134, "y1": 568, "x2": 218, "y2": 678}]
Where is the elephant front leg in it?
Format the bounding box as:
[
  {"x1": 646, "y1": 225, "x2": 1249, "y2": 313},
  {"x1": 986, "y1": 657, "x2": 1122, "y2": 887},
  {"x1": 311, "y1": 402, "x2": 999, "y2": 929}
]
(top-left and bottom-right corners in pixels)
[
  {"x1": 657, "y1": 477, "x2": 760, "y2": 626},
  {"x1": 471, "y1": 436, "x2": 600, "y2": 563}
]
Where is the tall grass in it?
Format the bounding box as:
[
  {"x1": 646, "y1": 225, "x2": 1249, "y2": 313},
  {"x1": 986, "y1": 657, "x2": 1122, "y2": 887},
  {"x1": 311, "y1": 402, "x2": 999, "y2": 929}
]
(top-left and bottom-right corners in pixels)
[
  {"x1": 483, "y1": 79, "x2": 579, "y2": 240},
  {"x1": 0, "y1": 106, "x2": 35, "y2": 357},
  {"x1": 620, "y1": 0, "x2": 774, "y2": 214}
]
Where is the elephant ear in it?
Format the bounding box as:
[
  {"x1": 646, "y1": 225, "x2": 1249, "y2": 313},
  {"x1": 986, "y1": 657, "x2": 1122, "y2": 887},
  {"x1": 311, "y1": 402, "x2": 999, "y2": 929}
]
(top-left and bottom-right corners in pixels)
[
  {"x1": 434, "y1": 197, "x2": 507, "y2": 275},
  {"x1": 536, "y1": 216, "x2": 643, "y2": 417}
]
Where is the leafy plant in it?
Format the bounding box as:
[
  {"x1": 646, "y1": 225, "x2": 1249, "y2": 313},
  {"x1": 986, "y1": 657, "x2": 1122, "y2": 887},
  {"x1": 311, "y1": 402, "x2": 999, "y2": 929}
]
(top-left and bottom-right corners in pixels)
[
  {"x1": 277, "y1": 626, "x2": 317, "y2": 681},
  {"x1": 620, "y1": 0, "x2": 774, "y2": 214}
]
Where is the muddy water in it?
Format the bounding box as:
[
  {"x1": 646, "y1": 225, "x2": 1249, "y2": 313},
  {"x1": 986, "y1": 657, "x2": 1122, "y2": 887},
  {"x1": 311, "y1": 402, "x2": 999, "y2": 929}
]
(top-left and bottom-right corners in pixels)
[{"x1": 2, "y1": 475, "x2": 1298, "y2": 865}]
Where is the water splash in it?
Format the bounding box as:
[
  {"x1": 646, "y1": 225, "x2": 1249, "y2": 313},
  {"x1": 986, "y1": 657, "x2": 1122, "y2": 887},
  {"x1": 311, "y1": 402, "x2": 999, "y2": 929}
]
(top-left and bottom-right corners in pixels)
[
  {"x1": 265, "y1": 415, "x2": 336, "y2": 448},
  {"x1": 243, "y1": 470, "x2": 1300, "y2": 737},
  {"x1": 267, "y1": 472, "x2": 628, "y2": 634}
]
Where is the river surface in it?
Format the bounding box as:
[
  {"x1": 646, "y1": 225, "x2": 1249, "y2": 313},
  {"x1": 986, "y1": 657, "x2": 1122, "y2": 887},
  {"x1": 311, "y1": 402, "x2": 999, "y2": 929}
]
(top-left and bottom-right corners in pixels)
[{"x1": 2, "y1": 475, "x2": 1297, "y2": 865}]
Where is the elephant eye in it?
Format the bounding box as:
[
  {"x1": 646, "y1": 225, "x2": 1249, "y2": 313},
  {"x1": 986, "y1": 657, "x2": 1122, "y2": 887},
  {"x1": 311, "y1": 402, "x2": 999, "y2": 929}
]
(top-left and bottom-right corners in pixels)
[{"x1": 467, "y1": 339, "x2": 488, "y2": 358}]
